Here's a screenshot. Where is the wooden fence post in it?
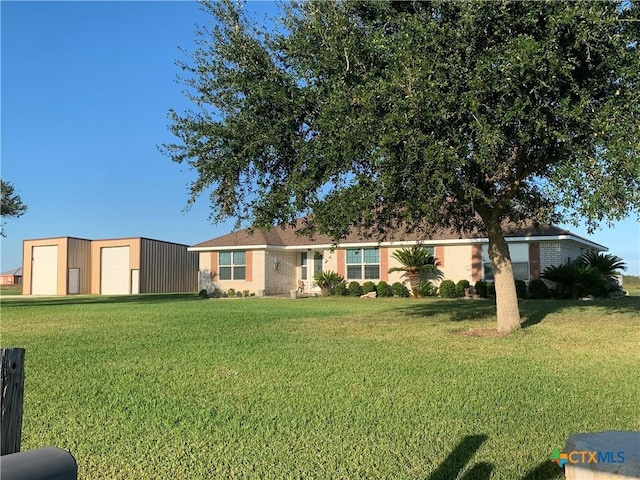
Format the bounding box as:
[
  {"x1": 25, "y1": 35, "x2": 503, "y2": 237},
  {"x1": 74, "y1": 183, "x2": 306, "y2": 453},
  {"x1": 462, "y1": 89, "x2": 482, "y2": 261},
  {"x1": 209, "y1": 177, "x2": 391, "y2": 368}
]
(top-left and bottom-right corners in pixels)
[{"x1": 1, "y1": 348, "x2": 25, "y2": 456}]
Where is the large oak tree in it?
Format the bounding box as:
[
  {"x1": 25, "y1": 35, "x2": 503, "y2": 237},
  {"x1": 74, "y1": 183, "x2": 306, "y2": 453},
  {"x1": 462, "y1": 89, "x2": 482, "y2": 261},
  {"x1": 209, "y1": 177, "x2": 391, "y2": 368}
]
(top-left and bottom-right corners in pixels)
[{"x1": 164, "y1": 0, "x2": 640, "y2": 333}]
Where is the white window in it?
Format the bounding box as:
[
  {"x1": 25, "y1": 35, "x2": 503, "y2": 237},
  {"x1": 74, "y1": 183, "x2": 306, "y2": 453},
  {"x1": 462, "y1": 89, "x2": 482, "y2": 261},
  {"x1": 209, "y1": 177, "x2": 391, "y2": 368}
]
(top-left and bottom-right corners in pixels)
[
  {"x1": 482, "y1": 243, "x2": 529, "y2": 281},
  {"x1": 346, "y1": 248, "x2": 380, "y2": 280},
  {"x1": 219, "y1": 251, "x2": 246, "y2": 280}
]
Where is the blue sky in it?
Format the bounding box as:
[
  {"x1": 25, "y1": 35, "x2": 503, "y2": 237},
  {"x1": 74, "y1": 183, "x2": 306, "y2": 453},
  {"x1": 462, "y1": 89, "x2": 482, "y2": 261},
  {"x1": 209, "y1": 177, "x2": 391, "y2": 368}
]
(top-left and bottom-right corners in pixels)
[{"x1": 2, "y1": 1, "x2": 639, "y2": 275}]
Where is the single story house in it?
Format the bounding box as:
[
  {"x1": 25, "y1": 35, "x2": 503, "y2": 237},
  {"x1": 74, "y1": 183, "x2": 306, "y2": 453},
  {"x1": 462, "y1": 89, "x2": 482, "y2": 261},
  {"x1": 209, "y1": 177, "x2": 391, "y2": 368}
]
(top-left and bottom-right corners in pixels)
[
  {"x1": 1, "y1": 267, "x2": 22, "y2": 285},
  {"x1": 22, "y1": 237, "x2": 198, "y2": 296},
  {"x1": 189, "y1": 221, "x2": 606, "y2": 296}
]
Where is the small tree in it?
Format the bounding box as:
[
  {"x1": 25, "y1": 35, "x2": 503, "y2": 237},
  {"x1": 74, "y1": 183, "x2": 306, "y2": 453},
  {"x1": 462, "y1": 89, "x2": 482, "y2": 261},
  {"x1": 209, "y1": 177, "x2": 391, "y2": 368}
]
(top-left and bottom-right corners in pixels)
[
  {"x1": 388, "y1": 246, "x2": 442, "y2": 298},
  {"x1": 0, "y1": 180, "x2": 27, "y2": 237}
]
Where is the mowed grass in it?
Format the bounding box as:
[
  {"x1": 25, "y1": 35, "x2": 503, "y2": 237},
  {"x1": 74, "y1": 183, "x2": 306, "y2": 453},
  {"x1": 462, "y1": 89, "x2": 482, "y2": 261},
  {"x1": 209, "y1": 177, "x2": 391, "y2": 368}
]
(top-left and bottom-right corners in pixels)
[{"x1": 1, "y1": 294, "x2": 639, "y2": 479}]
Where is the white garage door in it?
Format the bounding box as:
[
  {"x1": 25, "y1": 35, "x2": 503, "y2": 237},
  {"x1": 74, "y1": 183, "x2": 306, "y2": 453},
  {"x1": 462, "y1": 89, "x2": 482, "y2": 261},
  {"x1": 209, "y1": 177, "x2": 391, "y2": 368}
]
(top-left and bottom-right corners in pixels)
[
  {"x1": 101, "y1": 246, "x2": 130, "y2": 294},
  {"x1": 31, "y1": 245, "x2": 58, "y2": 295}
]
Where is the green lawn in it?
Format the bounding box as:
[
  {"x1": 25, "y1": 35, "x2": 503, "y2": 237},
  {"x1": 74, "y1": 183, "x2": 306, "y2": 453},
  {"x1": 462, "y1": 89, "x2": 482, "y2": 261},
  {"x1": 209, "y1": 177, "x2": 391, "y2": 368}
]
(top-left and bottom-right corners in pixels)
[{"x1": 1, "y1": 294, "x2": 638, "y2": 479}]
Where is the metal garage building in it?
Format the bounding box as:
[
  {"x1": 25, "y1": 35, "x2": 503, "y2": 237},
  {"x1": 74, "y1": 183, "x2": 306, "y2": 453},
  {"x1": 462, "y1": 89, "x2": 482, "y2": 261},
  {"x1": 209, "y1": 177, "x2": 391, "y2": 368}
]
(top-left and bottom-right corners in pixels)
[{"x1": 22, "y1": 237, "x2": 197, "y2": 295}]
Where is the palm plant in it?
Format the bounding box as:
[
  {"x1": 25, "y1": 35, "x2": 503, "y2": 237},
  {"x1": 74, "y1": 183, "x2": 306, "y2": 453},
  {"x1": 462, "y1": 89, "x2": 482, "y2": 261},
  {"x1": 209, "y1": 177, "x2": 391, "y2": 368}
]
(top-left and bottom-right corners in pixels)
[
  {"x1": 312, "y1": 270, "x2": 345, "y2": 296},
  {"x1": 541, "y1": 263, "x2": 607, "y2": 298},
  {"x1": 388, "y1": 245, "x2": 443, "y2": 297},
  {"x1": 577, "y1": 252, "x2": 627, "y2": 281}
]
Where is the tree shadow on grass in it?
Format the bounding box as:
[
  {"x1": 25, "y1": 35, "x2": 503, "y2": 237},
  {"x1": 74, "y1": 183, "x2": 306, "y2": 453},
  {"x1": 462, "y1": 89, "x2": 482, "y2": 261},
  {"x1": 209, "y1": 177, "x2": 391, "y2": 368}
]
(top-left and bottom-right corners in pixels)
[
  {"x1": 398, "y1": 296, "x2": 640, "y2": 330},
  {"x1": 427, "y1": 434, "x2": 492, "y2": 480},
  {"x1": 520, "y1": 460, "x2": 564, "y2": 480},
  {"x1": 427, "y1": 434, "x2": 564, "y2": 480},
  {"x1": 0, "y1": 293, "x2": 199, "y2": 308}
]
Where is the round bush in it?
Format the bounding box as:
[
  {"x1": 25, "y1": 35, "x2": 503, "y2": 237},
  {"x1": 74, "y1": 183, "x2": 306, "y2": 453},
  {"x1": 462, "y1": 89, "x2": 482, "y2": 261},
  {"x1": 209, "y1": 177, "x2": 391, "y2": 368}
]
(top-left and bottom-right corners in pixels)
[
  {"x1": 487, "y1": 282, "x2": 496, "y2": 297},
  {"x1": 333, "y1": 282, "x2": 347, "y2": 296},
  {"x1": 212, "y1": 288, "x2": 223, "y2": 298},
  {"x1": 376, "y1": 281, "x2": 391, "y2": 297},
  {"x1": 198, "y1": 289, "x2": 209, "y2": 299},
  {"x1": 439, "y1": 280, "x2": 457, "y2": 298},
  {"x1": 362, "y1": 281, "x2": 376, "y2": 294},
  {"x1": 515, "y1": 279, "x2": 528, "y2": 299},
  {"x1": 391, "y1": 282, "x2": 408, "y2": 297},
  {"x1": 474, "y1": 280, "x2": 488, "y2": 298},
  {"x1": 347, "y1": 281, "x2": 363, "y2": 296},
  {"x1": 528, "y1": 278, "x2": 550, "y2": 299},
  {"x1": 455, "y1": 279, "x2": 470, "y2": 298}
]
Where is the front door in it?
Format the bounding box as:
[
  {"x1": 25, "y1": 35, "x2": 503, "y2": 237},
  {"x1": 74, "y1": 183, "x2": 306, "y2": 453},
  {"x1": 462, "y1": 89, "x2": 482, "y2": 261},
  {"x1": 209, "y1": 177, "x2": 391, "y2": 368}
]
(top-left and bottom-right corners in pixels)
[
  {"x1": 311, "y1": 252, "x2": 323, "y2": 292},
  {"x1": 300, "y1": 252, "x2": 323, "y2": 293}
]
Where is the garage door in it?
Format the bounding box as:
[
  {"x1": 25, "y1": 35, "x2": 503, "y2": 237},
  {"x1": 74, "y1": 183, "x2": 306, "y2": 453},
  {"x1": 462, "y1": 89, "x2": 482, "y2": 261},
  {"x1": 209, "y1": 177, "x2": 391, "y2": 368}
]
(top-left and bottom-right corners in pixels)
[
  {"x1": 32, "y1": 245, "x2": 59, "y2": 295},
  {"x1": 101, "y1": 246, "x2": 130, "y2": 294}
]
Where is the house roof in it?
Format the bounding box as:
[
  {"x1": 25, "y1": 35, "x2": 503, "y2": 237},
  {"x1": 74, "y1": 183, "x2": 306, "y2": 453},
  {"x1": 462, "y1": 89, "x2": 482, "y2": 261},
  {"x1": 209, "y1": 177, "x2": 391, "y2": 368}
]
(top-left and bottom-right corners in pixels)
[
  {"x1": 190, "y1": 219, "x2": 607, "y2": 251},
  {"x1": 1, "y1": 267, "x2": 22, "y2": 276}
]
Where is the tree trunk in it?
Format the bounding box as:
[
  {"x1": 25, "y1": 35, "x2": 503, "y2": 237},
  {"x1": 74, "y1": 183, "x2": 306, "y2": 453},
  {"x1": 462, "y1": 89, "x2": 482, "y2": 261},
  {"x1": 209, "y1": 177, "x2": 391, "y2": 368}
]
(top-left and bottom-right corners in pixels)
[
  {"x1": 407, "y1": 273, "x2": 422, "y2": 298},
  {"x1": 485, "y1": 222, "x2": 521, "y2": 334}
]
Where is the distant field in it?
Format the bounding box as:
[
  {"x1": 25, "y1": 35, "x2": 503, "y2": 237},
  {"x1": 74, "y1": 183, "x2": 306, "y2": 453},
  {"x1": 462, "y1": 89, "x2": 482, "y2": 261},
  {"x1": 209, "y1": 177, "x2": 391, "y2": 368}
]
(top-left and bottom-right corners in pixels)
[
  {"x1": 622, "y1": 275, "x2": 640, "y2": 297},
  {"x1": 1, "y1": 294, "x2": 639, "y2": 479},
  {"x1": 0, "y1": 284, "x2": 23, "y2": 295}
]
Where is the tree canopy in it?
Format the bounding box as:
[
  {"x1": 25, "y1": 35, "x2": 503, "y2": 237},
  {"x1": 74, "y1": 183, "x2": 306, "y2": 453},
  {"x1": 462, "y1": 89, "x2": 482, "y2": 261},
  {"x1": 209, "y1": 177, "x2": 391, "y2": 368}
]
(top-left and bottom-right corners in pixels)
[
  {"x1": 164, "y1": 0, "x2": 639, "y2": 333},
  {"x1": 1, "y1": 179, "x2": 27, "y2": 237}
]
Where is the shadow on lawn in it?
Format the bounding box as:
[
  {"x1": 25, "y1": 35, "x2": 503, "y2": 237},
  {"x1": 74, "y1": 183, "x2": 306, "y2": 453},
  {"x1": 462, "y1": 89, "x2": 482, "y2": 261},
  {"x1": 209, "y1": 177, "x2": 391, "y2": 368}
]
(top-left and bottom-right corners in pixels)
[
  {"x1": 428, "y1": 434, "x2": 493, "y2": 480},
  {"x1": 1, "y1": 293, "x2": 199, "y2": 308},
  {"x1": 428, "y1": 434, "x2": 563, "y2": 480},
  {"x1": 399, "y1": 296, "x2": 640, "y2": 329},
  {"x1": 520, "y1": 460, "x2": 564, "y2": 480}
]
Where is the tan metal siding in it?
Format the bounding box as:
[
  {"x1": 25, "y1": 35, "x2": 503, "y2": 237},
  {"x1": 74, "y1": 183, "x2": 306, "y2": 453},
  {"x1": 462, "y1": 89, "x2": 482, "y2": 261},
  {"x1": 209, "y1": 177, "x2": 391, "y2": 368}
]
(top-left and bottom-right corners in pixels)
[
  {"x1": 139, "y1": 239, "x2": 198, "y2": 293},
  {"x1": 67, "y1": 238, "x2": 91, "y2": 294},
  {"x1": 22, "y1": 237, "x2": 69, "y2": 295},
  {"x1": 91, "y1": 239, "x2": 140, "y2": 294}
]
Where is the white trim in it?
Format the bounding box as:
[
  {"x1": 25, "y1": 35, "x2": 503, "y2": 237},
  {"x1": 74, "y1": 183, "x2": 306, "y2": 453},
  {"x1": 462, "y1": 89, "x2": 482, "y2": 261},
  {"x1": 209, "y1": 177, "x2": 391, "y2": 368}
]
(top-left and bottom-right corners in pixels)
[{"x1": 188, "y1": 234, "x2": 606, "y2": 252}]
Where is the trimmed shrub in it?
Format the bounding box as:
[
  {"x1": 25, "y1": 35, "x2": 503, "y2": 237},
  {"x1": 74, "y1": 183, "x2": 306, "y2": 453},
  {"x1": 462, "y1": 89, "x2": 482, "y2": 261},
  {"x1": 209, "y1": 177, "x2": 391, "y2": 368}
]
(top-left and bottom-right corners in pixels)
[
  {"x1": 333, "y1": 282, "x2": 347, "y2": 296},
  {"x1": 376, "y1": 281, "x2": 392, "y2": 297},
  {"x1": 362, "y1": 281, "x2": 376, "y2": 294},
  {"x1": 227, "y1": 288, "x2": 236, "y2": 298},
  {"x1": 211, "y1": 288, "x2": 223, "y2": 298},
  {"x1": 528, "y1": 278, "x2": 550, "y2": 299},
  {"x1": 487, "y1": 282, "x2": 496, "y2": 297},
  {"x1": 243, "y1": 290, "x2": 250, "y2": 298},
  {"x1": 198, "y1": 289, "x2": 209, "y2": 299},
  {"x1": 347, "y1": 281, "x2": 363, "y2": 296},
  {"x1": 515, "y1": 280, "x2": 528, "y2": 299},
  {"x1": 474, "y1": 280, "x2": 488, "y2": 298},
  {"x1": 439, "y1": 280, "x2": 457, "y2": 298},
  {"x1": 455, "y1": 279, "x2": 470, "y2": 298},
  {"x1": 417, "y1": 280, "x2": 438, "y2": 297},
  {"x1": 391, "y1": 282, "x2": 408, "y2": 297}
]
